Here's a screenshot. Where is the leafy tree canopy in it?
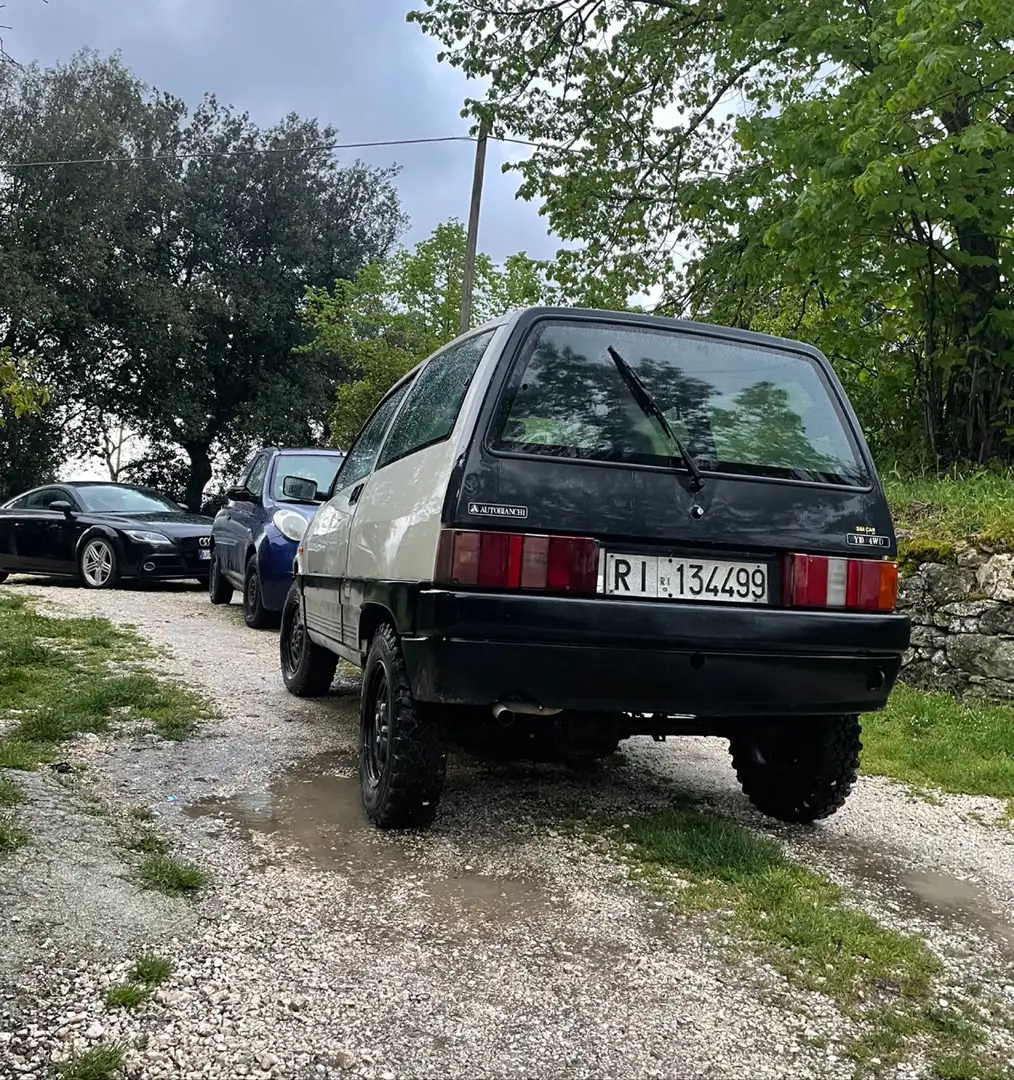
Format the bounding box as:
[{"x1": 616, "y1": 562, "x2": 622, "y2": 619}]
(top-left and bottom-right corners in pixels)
[
  {"x1": 0, "y1": 51, "x2": 406, "y2": 508},
  {"x1": 410, "y1": 0, "x2": 1014, "y2": 467},
  {"x1": 301, "y1": 220, "x2": 557, "y2": 448}
]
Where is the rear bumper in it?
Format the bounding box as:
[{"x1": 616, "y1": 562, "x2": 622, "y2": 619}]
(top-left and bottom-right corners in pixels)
[{"x1": 401, "y1": 590, "x2": 910, "y2": 718}]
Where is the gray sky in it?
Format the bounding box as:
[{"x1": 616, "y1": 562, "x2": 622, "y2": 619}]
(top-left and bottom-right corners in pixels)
[{"x1": 7, "y1": 0, "x2": 558, "y2": 263}]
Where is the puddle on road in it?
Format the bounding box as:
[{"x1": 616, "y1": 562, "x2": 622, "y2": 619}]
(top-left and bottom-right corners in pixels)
[
  {"x1": 901, "y1": 870, "x2": 1014, "y2": 949},
  {"x1": 184, "y1": 752, "x2": 549, "y2": 927}
]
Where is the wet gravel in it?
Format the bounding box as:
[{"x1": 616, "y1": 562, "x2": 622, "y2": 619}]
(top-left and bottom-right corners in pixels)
[{"x1": 2, "y1": 578, "x2": 1014, "y2": 1079}]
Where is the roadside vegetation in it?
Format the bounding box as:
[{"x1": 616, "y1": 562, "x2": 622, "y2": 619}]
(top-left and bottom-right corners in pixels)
[
  {"x1": 885, "y1": 468, "x2": 1014, "y2": 550},
  {"x1": 53, "y1": 1044, "x2": 127, "y2": 1080},
  {"x1": 862, "y1": 685, "x2": 1014, "y2": 813},
  {"x1": 0, "y1": 593, "x2": 212, "y2": 766},
  {"x1": 617, "y1": 808, "x2": 1011, "y2": 1078},
  {"x1": 104, "y1": 952, "x2": 174, "y2": 1010}
]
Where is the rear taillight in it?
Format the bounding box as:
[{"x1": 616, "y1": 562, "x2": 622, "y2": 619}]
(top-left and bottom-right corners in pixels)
[
  {"x1": 783, "y1": 554, "x2": 898, "y2": 612},
  {"x1": 435, "y1": 530, "x2": 599, "y2": 594}
]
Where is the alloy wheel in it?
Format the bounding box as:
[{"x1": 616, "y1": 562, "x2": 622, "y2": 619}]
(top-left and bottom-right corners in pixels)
[{"x1": 81, "y1": 540, "x2": 114, "y2": 587}]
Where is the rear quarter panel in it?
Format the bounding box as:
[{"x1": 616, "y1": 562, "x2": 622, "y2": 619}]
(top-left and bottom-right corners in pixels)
[{"x1": 346, "y1": 321, "x2": 512, "y2": 583}]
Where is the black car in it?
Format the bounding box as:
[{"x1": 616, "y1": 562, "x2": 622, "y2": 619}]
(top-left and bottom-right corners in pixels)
[
  {"x1": 0, "y1": 482, "x2": 214, "y2": 589},
  {"x1": 279, "y1": 306, "x2": 910, "y2": 830}
]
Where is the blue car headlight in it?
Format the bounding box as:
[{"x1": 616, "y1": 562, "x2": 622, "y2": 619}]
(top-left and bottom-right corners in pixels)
[{"x1": 272, "y1": 509, "x2": 308, "y2": 543}]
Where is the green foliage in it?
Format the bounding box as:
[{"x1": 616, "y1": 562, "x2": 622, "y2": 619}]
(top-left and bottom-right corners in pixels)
[
  {"x1": 411, "y1": 0, "x2": 1014, "y2": 470},
  {"x1": 885, "y1": 466, "x2": 1014, "y2": 542},
  {"x1": 0, "y1": 51, "x2": 405, "y2": 508},
  {"x1": 301, "y1": 220, "x2": 557, "y2": 448},
  {"x1": 136, "y1": 853, "x2": 207, "y2": 895},
  {"x1": 0, "y1": 347, "x2": 48, "y2": 423},
  {"x1": 0, "y1": 594, "x2": 212, "y2": 770},
  {"x1": 862, "y1": 683, "x2": 1014, "y2": 807},
  {"x1": 54, "y1": 1045, "x2": 126, "y2": 1080}
]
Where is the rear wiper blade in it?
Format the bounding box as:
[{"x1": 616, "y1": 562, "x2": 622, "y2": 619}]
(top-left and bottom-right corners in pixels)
[{"x1": 606, "y1": 346, "x2": 705, "y2": 491}]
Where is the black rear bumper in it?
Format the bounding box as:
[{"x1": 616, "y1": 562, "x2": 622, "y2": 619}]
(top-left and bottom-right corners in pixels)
[{"x1": 401, "y1": 590, "x2": 910, "y2": 718}]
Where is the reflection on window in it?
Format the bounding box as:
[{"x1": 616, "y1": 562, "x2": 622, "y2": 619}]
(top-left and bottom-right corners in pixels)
[
  {"x1": 77, "y1": 486, "x2": 181, "y2": 513},
  {"x1": 493, "y1": 321, "x2": 867, "y2": 486},
  {"x1": 336, "y1": 381, "x2": 411, "y2": 490},
  {"x1": 272, "y1": 454, "x2": 344, "y2": 502},
  {"x1": 378, "y1": 331, "x2": 494, "y2": 468}
]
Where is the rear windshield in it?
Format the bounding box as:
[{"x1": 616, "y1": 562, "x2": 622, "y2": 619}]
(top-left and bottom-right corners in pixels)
[
  {"x1": 490, "y1": 320, "x2": 869, "y2": 486},
  {"x1": 271, "y1": 453, "x2": 345, "y2": 502}
]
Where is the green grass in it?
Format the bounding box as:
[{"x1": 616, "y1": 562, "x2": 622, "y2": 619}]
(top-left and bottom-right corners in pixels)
[
  {"x1": 0, "y1": 776, "x2": 26, "y2": 852},
  {"x1": 53, "y1": 1044, "x2": 126, "y2": 1080},
  {"x1": 0, "y1": 593, "x2": 212, "y2": 769},
  {"x1": 125, "y1": 830, "x2": 169, "y2": 856},
  {"x1": 130, "y1": 952, "x2": 173, "y2": 986},
  {"x1": 136, "y1": 853, "x2": 207, "y2": 896},
  {"x1": 621, "y1": 808, "x2": 1008, "y2": 1076},
  {"x1": 103, "y1": 981, "x2": 149, "y2": 1009},
  {"x1": 102, "y1": 952, "x2": 174, "y2": 1010},
  {"x1": 862, "y1": 684, "x2": 1014, "y2": 808},
  {"x1": 884, "y1": 466, "x2": 1014, "y2": 545},
  {"x1": 0, "y1": 775, "x2": 24, "y2": 808}
]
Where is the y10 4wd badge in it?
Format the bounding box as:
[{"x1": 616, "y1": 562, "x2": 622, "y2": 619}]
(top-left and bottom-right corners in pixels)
[
  {"x1": 846, "y1": 532, "x2": 891, "y2": 548},
  {"x1": 467, "y1": 502, "x2": 528, "y2": 520}
]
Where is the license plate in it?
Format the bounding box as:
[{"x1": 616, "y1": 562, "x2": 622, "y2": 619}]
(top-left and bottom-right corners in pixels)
[
  {"x1": 603, "y1": 553, "x2": 768, "y2": 604},
  {"x1": 198, "y1": 548, "x2": 211, "y2": 561}
]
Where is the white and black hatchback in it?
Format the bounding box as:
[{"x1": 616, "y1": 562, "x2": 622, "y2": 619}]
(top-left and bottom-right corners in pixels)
[{"x1": 279, "y1": 307, "x2": 910, "y2": 829}]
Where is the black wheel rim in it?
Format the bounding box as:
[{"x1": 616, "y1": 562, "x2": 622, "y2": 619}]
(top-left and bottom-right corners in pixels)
[
  {"x1": 245, "y1": 571, "x2": 258, "y2": 613},
  {"x1": 283, "y1": 602, "x2": 304, "y2": 675},
  {"x1": 363, "y1": 663, "x2": 391, "y2": 789}
]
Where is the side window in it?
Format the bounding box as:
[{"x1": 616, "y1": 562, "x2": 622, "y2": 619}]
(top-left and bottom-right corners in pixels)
[
  {"x1": 6, "y1": 494, "x2": 31, "y2": 510},
  {"x1": 377, "y1": 331, "x2": 494, "y2": 470},
  {"x1": 26, "y1": 488, "x2": 60, "y2": 509},
  {"x1": 245, "y1": 454, "x2": 270, "y2": 498},
  {"x1": 332, "y1": 381, "x2": 413, "y2": 493}
]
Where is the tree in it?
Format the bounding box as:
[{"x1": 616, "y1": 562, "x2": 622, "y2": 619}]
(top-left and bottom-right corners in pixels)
[
  {"x1": 0, "y1": 52, "x2": 407, "y2": 508},
  {"x1": 301, "y1": 220, "x2": 557, "y2": 447},
  {"x1": 410, "y1": 0, "x2": 1014, "y2": 467}
]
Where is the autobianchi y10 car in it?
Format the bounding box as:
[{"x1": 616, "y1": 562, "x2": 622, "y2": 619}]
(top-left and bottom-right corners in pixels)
[
  {"x1": 277, "y1": 306, "x2": 910, "y2": 830},
  {"x1": 0, "y1": 482, "x2": 214, "y2": 588},
  {"x1": 209, "y1": 447, "x2": 345, "y2": 628}
]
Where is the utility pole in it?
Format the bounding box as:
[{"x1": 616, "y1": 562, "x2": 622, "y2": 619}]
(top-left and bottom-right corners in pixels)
[{"x1": 459, "y1": 119, "x2": 489, "y2": 336}]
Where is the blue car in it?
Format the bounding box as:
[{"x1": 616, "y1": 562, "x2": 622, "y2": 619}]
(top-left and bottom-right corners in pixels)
[{"x1": 209, "y1": 447, "x2": 345, "y2": 628}]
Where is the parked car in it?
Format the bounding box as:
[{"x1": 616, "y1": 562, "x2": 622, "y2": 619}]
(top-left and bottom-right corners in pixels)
[
  {"x1": 276, "y1": 306, "x2": 910, "y2": 830},
  {"x1": 209, "y1": 447, "x2": 345, "y2": 628},
  {"x1": 0, "y1": 482, "x2": 213, "y2": 589}
]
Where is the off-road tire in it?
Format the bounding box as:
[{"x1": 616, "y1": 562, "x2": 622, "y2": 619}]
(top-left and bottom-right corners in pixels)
[
  {"x1": 729, "y1": 715, "x2": 861, "y2": 824},
  {"x1": 208, "y1": 552, "x2": 233, "y2": 605},
  {"x1": 360, "y1": 623, "x2": 447, "y2": 829},
  {"x1": 278, "y1": 582, "x2": 337, "y2": 697},
  {"x1": 243, "y1": 555, "x2": 277, "y2": 629},
  {"x1": 0, "y1": 571, "x2": 8, "y2": 584}
]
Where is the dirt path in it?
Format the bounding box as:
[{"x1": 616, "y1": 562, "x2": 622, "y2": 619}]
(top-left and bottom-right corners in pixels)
[{"x1": 2, "y1": 578, "x2": 1013, "y2": 1079}]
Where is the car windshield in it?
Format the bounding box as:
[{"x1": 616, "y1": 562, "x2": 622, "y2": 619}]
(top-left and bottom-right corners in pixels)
[
  {"x1": 491, "y1": 320, "x2": 869, "y2": 486},
  {"x1": 77, "y1": 486, "x2": 182, "y2": 513},
  {"x1": 271, "y1": 453, "x2": 344, "y2": 502}
]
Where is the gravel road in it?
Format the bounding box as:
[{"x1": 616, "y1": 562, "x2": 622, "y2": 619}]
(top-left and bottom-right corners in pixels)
[{"x1": 2, "y1": 578, "x2": 1013, "y2": 1080}]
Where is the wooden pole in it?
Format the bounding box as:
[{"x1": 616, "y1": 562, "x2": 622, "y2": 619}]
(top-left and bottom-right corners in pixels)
[{"x1": 459, "y1": 120, "x2": 489, "y2": 336}]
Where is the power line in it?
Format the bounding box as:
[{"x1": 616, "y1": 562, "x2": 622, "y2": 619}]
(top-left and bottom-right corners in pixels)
[{"x1": 0, "y1": 132, "x2": 573, "y2": 169}]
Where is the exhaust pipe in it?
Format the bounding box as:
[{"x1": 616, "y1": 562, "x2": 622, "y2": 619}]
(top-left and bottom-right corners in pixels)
[{"x1": 492, "y1": 702, "x2": 562, "y2": 725}]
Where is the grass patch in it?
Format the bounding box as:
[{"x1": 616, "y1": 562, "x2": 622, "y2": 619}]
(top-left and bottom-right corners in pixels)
[
  {"x1": 137, "y1": 853, "x2": 207, "y2": 896},
  {"x1": 0, "y1": 593, "x2": 212, "y2": 768},
  {"x1": 53, "y1": 1044, "x2": 126, "y2": 1080},
  {"x1": 862, "y1": 684, "x2": 1014, "y2": 808},
  {"x1": 0, "y1": 812, "x2": 27, "y2": 852},
  {"x1": 0, "y1": 775, "x2": 24, "y2": 808},
  {"x1": 102, "y1": 952, "x2": 173, "y2": 1010},
  {"x1": 125, "y1": 830, "x2": 169, "y2": 856},
  {"x1": 884, "y1": 467, "x2": 1014, "y2": 545},
  {"x1": 103, "y1": 981, "x2": 149, "y2": 1009},
  {"x1": 127, "y1": 806, "x2": 156, "y2": 822},
  {"x1": 621, "y1": 807, "x2": 1007, "y2": 1076},
  {"x1": 130, "y1": 952, "x2": 173, "y2": 986}
]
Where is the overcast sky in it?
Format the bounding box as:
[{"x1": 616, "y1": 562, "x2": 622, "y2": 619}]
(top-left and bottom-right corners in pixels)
[{"x1": 7, "y1": 0, "x2": 558, "y2": 264}]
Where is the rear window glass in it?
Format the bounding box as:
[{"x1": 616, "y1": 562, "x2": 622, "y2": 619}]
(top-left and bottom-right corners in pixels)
[{"x1": 490, "y1": 320, "x2": 868, "y2": 486}]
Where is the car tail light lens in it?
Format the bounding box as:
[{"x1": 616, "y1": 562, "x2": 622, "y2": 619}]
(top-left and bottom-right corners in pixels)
[
  {"x1": 435, "y1": 530, "x2": 598, "y2": 594},
  {"x1": 783, "y1": 554, "x2": 898, "y2": 612}
]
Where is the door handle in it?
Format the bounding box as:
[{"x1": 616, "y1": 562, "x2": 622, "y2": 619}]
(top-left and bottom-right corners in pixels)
[{"x1": 349, "y1": 483, "x2": 364, "y2": 506}]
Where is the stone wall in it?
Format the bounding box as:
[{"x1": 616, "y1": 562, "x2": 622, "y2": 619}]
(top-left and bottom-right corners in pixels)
[{"x1": 898, "y1": 543, "x2": 1014, "y2": 698}]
